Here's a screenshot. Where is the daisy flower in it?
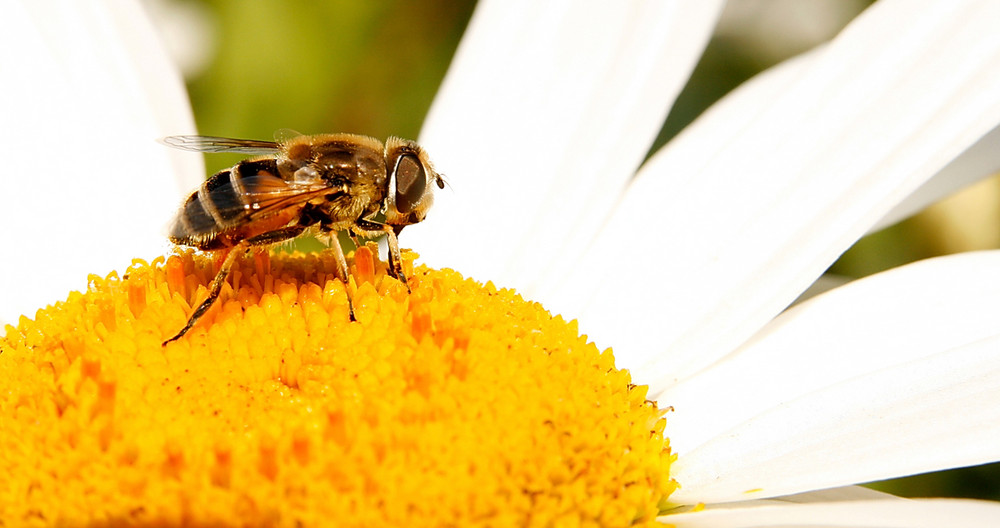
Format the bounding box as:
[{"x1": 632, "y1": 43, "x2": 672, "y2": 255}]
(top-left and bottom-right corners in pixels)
[{"x1": 3, "y1": 0, "x2": 1000, "y2": 526}]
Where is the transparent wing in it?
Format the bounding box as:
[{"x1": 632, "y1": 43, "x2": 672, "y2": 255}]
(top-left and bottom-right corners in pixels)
[
  {"x1": 235, "y1": 172, "x2": 340, "y2": 219},
  {"x1": 160, "y1": 135, "x2": 280, "y2": 154},
  {"x1": 176, "y1": 169, "x2": 339, "y2": 237},
  {"x1": 273, "y1": 128, "x2": 304, "y2": 145}
]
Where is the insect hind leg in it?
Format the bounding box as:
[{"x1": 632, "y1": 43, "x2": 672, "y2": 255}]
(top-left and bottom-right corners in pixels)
[
  {"x1": 162, "y1": 226, "x2": 309, "y2": 346},
  {"x1": 162, "y1": 242, "x2": 247, "y2": 346}
]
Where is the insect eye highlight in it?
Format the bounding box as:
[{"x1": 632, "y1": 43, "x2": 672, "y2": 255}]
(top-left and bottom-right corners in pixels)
[{"x1": 393, "y1": 153, "x2": 426, "y2": 214}]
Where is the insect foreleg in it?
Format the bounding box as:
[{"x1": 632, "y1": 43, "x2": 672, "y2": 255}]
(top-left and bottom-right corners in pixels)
[{"x1": 353, "y1": 219, "x2": 409, "y2": 292}]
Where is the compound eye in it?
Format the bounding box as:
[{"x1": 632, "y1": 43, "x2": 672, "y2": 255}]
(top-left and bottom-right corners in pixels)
[{"x1": 393, "y1": 153, "x2": 426, "y2": 214}]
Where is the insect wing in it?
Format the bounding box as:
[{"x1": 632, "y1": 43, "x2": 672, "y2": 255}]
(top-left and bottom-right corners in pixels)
[
  {"x1": 161, "y1": 135, "x2": 281, "y2": 155},
  {"x1": 230, "y1": 171, "x2": 336, "y2": 220},
  {"x1": 273, "y1": 128, "x2": 304, "y2": 146}
]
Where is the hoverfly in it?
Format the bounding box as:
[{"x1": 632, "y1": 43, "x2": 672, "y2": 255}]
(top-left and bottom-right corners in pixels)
[{"x1": 161, "y1": 131, "x2": 444, "y2": 345}]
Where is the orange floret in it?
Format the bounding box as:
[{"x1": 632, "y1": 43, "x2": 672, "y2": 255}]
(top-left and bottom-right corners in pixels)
[{"x1": 0, "y1": 245, "x2": 675, "y2": 527}]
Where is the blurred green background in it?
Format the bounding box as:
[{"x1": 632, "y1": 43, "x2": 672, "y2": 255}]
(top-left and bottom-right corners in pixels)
[{"x1": 152, "y1": 0, "x2": 1000, "y2": 501}]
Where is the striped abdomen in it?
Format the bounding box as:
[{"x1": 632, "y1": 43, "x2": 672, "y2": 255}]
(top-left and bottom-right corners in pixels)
[{"x1": 169, "y1": 158, "x2": 303, "y2": 251}]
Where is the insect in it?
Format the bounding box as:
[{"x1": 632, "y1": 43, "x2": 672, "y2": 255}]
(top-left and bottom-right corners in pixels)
[{"x1": 161, "y1": 131, "x2": 444, "y2": 345}]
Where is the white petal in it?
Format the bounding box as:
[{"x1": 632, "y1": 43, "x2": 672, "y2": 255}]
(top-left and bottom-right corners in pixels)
[
  {"x1": 539, "y1": 37, "x2": 821, "y2": 310},
  {"x1": 768, "y1": 486, "x2": 899, "y2": 504},
  {"x1": 663, "y1": 252, "x2": 1000, "y2": 504},
  {"x1": 0, "y1": 1, "x2": 199, "y2": 324},
  {"x1": 546, "y1": 0, "x2": 1000, "y2": 388},
  {"x1": 791, "y1": 273, "x2": 853, "y2": 306},
  {"x1": 412, "y1": 0, "x2": 724, "y2": 292},
  {"x1": 872, "y1": 122, "x2": 1000, "y2": 232},
  {"x1": 666, "y1": 499, "x2": 1000, "y2": 528},
  {"x1": 663, "y1": 250, "x2": 1000, "y2": 452},
  {"x1": 676, "y1": 486, "x2": 899, "y2": 513}
]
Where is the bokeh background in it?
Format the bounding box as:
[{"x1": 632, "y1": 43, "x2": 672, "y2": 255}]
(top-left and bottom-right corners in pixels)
[{"x1": 145, "y1": 0, "x2": 1000, "y2": 501}]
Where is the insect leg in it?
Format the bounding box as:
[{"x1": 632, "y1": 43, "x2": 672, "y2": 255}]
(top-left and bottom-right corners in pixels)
[
  {"x1": 319, "y1": 228, "x2": 356, "y2": 322},
  {"x1": 163, "y1": 226, "x2": 308, "y2": 346},
  {"x1": 243, "y1": 225, "x2": 308, "y2": 246},
  {"x1": 383, "y1": 227, "x2": 409, "y2": 292},
  {"x1": 347, "y1": 232, "x2": 362, "y2": 249},
  {"x1": 162, "y1": 241, "x2": 248, "y2": 346},
  {"x1": 354, "y1": 219, "x2": 409, "y2": 292}
]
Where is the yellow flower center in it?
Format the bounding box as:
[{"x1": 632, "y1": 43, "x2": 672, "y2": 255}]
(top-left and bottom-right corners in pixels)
[{"x1": 1, "y1": 246, "x2": 675, "y2": 526}]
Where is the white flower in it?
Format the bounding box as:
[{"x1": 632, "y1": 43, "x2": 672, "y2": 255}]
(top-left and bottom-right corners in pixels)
[
  {"x1": 4, "y1": 0, "x2": 1000, "y2": 525},
  {"x1": 0, "y1": 0, "x2": 202, "y2": 325}
]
